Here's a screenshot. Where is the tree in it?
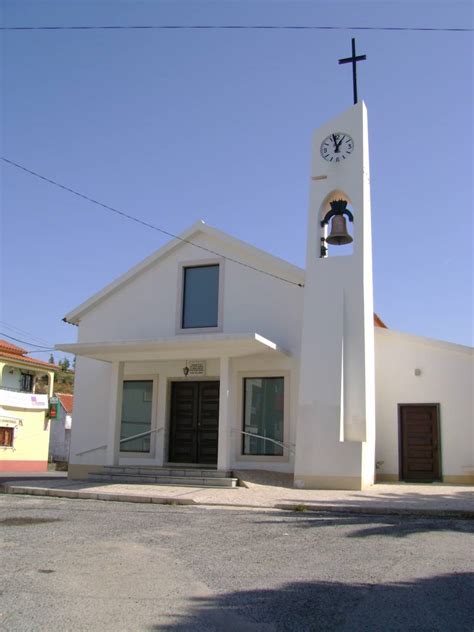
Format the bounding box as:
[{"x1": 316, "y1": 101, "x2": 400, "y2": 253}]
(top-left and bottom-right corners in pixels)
[
  {"x1": 48, "y1": 353, "x2": 55, "y2": 364},
  {"x1": 59, "y1": 357, "x2": 70, "y2": 372}
]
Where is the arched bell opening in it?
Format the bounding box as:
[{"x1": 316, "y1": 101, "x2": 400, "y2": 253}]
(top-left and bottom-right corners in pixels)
[{"x1": 319, "y1": 193, "x2": 355, "y2": 258}]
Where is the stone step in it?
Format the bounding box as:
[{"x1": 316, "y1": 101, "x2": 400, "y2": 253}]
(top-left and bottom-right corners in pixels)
[
  {"x1": 88, "y1": 472, "x2": 238, "y2": 488},
  {"x1": 100, "y1": 466, "x2": 232, "y2": 478}
]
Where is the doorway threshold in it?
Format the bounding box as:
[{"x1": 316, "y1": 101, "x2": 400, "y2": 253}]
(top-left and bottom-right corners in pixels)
[{"x1": 165, "y1": 462, "x2": 218, "y2": 470}]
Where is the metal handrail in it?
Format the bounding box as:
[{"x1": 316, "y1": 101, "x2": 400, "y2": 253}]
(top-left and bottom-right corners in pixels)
[
  {"x1": 75, "y1": 427, "x2": 163, "y2": 457},
  {"x1": 75, "y1": 443, "x2": 107, "y2": 457},
  {"x1": 234, "y1": 429, "x2": 295, "y2": 456},
  {"x1": 119, "y1": 427, "x2": 162, "y2": 445}
]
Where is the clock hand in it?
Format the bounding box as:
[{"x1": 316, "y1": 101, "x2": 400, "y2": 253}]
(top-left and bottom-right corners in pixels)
[{"x1": 332, "y1": 134, "x2": 340, "y2": 153}]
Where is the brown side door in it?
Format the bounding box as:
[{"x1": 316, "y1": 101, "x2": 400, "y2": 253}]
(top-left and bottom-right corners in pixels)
[
  {"x1": 399, "y1": 404, "x2": 441, "y2": 482},
  {"x1": 169, "y1": 381, "x2": 219, "y2": 464}
]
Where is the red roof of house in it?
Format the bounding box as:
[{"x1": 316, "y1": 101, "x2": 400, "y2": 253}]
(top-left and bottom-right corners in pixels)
[
  {"x1": 0, "y1": 339, "x2": 59, "y2": 371},
  {"x1": 0, "y1": 340, "x2": 27, "y2": 355},
  {"x1": 374, "y1": 314, "x2": 388, "y2": 329},
  {"x1": 57, "y1": 393, "x2": 74, "y2": 414}
]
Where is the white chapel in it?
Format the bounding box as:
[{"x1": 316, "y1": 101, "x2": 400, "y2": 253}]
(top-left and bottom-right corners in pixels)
[{"x1": 57, "y1": 101, "x2": 473, "y2": 489}]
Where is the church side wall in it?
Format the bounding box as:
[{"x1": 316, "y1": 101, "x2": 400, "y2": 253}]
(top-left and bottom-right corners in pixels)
[{"x1": 375, "y1": 329, "x2": 473, "y2": 484}]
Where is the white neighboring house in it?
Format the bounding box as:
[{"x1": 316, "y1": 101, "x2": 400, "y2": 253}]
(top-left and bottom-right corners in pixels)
[
  {"x1": 48, "y1": 393, "x2": 73, "y2": 463},
  {"x1": 57, "y1": 103, "x2": 473, "y2": 488}
]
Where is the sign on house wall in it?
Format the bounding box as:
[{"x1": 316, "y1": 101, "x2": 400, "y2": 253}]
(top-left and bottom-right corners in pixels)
[{"x1": 0, "y1": 390, "x2": 48, "y2": 410}]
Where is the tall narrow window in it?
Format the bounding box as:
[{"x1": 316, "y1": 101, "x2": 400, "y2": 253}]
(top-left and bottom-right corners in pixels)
[
  {"x1": 182, "y1": 264, "x2": 219, "y2": 329},
  {"x1": 120, "y1": 380, "x2": 153, "y2": 453},
  {"x1": 242, "y1": 377, "x2": 284, "y2": 456}
]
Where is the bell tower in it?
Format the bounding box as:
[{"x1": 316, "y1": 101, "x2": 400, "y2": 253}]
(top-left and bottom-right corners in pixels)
[{"x1": 294, "y1": 100, "x2": 376, "y2": 490}]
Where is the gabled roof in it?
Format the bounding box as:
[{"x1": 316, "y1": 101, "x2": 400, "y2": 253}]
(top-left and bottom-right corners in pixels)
[
  {"x1": 0, "y1": 339, "x2": 59, "y2": 371},
  {"x1": 62, "y1": 220, "x2": 387, "y2": 329},
  {"x1": 63, "y1": 221, "x2": 305, "y2": 324},
  {"x1": 57, "y1": 393, "x2": 73, "y2": 414}
]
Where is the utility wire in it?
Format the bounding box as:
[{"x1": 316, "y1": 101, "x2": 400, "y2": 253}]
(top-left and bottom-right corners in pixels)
[
  {"x1": 1, "y1": 24, "x2": 472, "y2": 32},
  {"x1": 23, "y1": 349, "x2": 57, "y2": 354},
  {"x1": 0, "y1": 320, "x2": 53, "y2": 347},
  {"x1": 0, "y1": 332, "x2": 55, "y2": 350},
  {"x1": 1, "y1": 157, "x2": 304, "y2": 288}
]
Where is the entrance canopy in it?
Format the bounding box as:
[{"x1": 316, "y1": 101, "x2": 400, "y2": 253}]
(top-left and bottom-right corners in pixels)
[{"x1": 56, "y1": 332, "x2": 290, "y2": 363}]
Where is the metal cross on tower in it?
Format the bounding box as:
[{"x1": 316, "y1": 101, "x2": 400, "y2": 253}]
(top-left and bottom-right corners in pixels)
[{"x1": 338, "y1": 38, "x2": 367, "y2": 105}]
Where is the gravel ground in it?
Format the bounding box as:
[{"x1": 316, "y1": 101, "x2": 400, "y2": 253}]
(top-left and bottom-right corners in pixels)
[{"x1": 0, "y1": 494, "x2": 473, "y2": 631}]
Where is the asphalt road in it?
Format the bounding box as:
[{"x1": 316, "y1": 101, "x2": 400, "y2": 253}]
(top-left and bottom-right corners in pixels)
[{"x1": 0, "y1": 495, "x2": 473, "y2": 631}]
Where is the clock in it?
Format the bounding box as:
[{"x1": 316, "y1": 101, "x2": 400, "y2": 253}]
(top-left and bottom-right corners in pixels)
[{"x1": 320, "y1": 132, "x2": 354, "y2": 162}]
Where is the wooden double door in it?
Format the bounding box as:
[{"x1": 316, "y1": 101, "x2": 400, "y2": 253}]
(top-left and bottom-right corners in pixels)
[
  {"x1": 399, "y1": 404, "x2": 441, "y2": 482},
  {"x1": 169, "y1": 381, "x2": 220, "y2": 464}
]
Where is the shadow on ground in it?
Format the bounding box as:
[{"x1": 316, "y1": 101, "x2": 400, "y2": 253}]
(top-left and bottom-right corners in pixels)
[
  {"x1": 151, "y1": 573, "x2": 474, "y2": 631},
  {"x1": 278, "y1": 490, "x2": 474, "y2": 512},
  {"x1": 257, "y1": 512, "x2": 474, "y2": 538}
]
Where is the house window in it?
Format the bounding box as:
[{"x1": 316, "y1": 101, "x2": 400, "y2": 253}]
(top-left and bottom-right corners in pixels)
[
  {"x1": 0, "y1": 427, "x2": 14, "y2": 447},
  {"x1": 242, "y1": 377, "x2": 284, "y2": 456},
  {"x1": 182, "y1": 264, "x2": 219, "y2": 329},
  {"x1": 120, "y1": 380, "x2": 153, "y2": 453},
  {"x1": 20, "y1": 373, "x2": 34, "y2": 393}
]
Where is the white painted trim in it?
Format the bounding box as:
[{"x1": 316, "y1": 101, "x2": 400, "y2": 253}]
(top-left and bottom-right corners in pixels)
[
  {"x1": 175, "y1": 258, "x2": 225, "y2": 334},
  {"x1": 234, "y1": 370, "x2": 290, "y2": 464},
  {"x1": 56, "y1": 333, "x2": 290, "y2": 361}
]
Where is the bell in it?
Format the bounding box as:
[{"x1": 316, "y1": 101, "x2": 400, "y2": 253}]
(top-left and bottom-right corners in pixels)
[{"x1": 326, "y1": 214, "x2": 353, "y2": 245}]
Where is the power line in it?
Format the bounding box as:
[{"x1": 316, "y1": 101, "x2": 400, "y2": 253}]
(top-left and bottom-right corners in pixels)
[
  {"x1": 1, "y1": 157, "x2": 304, "y2": 288},
  {"x1": 0, "y1": 332, "x2": 54, "y2": 350},
  {"x1": 0, "y1": 320, "x2": 53, "y2": 347},
  {"x1": 23, "y1": 349, "x2": 57, "y2": 354},
  {"x1": 1, "y1": 24, "x2": 472, "y2": 32}
]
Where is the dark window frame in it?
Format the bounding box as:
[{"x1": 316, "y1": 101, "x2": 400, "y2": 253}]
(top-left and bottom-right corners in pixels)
[
  {"x1": 181, "y1": 263, "x2": 220, "y2": 330},
  {"x1": 119, "y1": 379, "x2": 154, "y2": 454},
  {"x1": 20, "y1": 372, "x2": 34, "y2": 393},
  {"x1": 0, "y1": 426, "x2": 14, "y2": 447}
]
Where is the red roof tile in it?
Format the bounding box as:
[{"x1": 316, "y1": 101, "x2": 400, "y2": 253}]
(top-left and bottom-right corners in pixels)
[
  {"x1": 374, "y1": 314, "x2": 388, "y2": 329},
  {"x1": 0, "y1": 340, "x2": 59, "y2": 371},
  {"x1": 57, "y1": 393, "x2": 74, "y2": 414},
  {"x1": 0, "y1": 339, "x2": 27, "y2": 355}
]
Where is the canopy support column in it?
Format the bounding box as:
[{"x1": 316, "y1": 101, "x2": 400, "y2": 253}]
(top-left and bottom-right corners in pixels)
[
  {"x1": 217, "y1": 356, "x2": 231, "y2": 471},
  {"x1": 106, "y1": 361, "x2": 124, "y2": 466}
]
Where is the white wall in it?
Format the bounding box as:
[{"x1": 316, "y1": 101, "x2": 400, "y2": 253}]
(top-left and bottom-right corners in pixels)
[
  {"x1": 69, "y1": 356, "x2": 111, "y2": 467},
  {"x1": 77, "y1": 231, "x2": 303, "y2": 354},
  {"x1": 1, "y1": 366, "x2": 23, "y2": 390},
  {"x1": 375, "y1": 328, "x2": 474, "y2": 483}
]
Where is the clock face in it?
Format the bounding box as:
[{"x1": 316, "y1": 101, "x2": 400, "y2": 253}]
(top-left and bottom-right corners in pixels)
[{"x1": 320, "y1": 132, "x2": 354, "y2": 162}]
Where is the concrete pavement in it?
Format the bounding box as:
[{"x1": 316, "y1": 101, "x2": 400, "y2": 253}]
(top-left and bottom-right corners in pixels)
[
  {"x1": 1, "y1": 470, "x2": 473, "y2": 517},
  {"x1": 1, "y1": 495, "x2": 473, "y2": 631}
]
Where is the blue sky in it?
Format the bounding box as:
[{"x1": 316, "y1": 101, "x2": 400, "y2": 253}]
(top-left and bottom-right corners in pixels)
[{"x1": 1, "y1": 0, "x2": 473, "y2": 361}]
